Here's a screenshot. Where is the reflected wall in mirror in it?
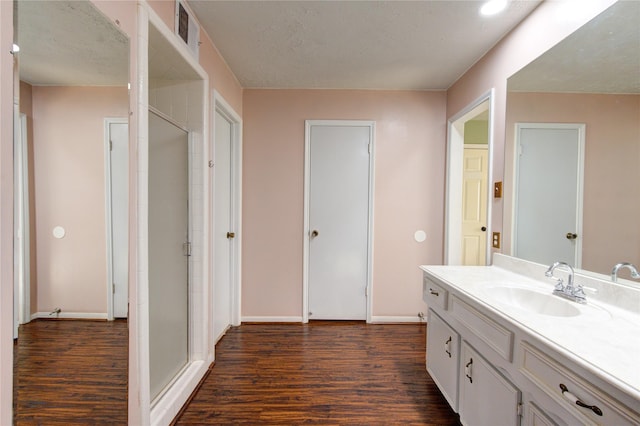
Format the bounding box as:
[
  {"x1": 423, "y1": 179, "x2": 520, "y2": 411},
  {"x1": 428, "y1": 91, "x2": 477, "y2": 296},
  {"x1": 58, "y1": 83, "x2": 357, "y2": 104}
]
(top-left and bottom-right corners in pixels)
[
  {"x1": 14, "y1": 0, "x2": 129, "y2": 422},
  {"x1": 504, "y1": 0, "x2": 640, "y2": 280}
]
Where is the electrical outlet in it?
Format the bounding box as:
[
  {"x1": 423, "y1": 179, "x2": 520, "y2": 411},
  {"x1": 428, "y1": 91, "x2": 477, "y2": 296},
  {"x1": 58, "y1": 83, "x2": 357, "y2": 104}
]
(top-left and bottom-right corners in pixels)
[{"x1": 492, "y1": 232, "x2": 501, "y2": 248}]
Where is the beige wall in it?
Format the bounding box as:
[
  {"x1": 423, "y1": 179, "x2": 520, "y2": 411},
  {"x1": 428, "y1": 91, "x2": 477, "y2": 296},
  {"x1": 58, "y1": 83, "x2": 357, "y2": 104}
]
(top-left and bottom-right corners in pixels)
[
  {"x1": 31, "y1": 86, "x2": 128, "y2": 314},
  {"x1": 446, "y1": 0, "x2": 617, "y2": 255},
  {"x1": 505, "y1": 92, "x2": 640, "y2": 275},
  {"x1": 464, "y1": 120, "x2": 488, "y2": 145},
  {"x1": 242, "y1": 89, "x2": 446, "y2": 319}
]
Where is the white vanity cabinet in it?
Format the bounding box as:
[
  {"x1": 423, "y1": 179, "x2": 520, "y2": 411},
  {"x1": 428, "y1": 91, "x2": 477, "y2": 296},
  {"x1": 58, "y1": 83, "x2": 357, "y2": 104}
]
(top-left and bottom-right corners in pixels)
[
  {"x1": 459, "y1": 341, "x2": 521, "y2": 426},
  {"x1": 421, "y1": 259, "x2": 640, "y2": 426},
  {"x1": 426, "y1": 309, "x2": 460, "y2": 410}
]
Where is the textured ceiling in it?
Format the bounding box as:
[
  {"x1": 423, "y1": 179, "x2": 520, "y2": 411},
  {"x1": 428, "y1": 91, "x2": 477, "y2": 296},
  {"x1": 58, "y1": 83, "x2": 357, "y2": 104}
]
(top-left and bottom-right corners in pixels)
[
  {"x1": 508, "y1": 1, "x2": 640, "y2": 94},
  {"x1": 16, "y1": 0, "x2": 128, "y2": 86},
  {"x1": 189, "y1": 0, "x2": 542, "y2": 90}
]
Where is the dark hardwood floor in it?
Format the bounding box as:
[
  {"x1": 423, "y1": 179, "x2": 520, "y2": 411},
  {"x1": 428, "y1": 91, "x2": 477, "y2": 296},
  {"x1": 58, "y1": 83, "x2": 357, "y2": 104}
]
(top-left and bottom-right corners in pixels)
[
  {"x1": 13, "y1": 319, "x2": 128, "y2": 425},
  {"x1": 13, "y1": 320, "x2": 459, "y2": 425},
  {"x1": 175, "y1": 321, "x2": 460, "y2": 425}
]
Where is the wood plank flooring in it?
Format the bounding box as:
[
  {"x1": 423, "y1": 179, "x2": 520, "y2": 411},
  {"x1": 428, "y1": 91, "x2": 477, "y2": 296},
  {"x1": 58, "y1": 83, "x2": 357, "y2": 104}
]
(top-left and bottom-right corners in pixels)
[
  {"x1": 13, "y1": 320, "x2": 459, "y2": 425},
  {"x1": 13, "y1": 319, "x2": 128, "y2": 425},
  {"x1": 175, "y1": 321, "x2": 460, "y2": 425}
]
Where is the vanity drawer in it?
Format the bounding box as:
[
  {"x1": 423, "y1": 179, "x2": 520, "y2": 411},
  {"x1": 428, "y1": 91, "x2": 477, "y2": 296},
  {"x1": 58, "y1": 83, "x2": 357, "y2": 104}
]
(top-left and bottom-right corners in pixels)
[
  {"x1": 423, "y1": 277, "x2": 448, "y2": 310},
  {"x1": 520, "y1": 342, "x2": 639, "y2": 426},
  {"x1": 450, "y1": 295, "x2": 513, "y2": 361}
]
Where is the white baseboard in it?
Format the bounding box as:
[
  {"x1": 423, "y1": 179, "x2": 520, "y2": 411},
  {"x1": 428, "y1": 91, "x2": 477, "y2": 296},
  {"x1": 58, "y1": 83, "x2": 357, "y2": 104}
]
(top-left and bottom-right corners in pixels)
[
  {"x1": 241, "y1": 316, "x2": 303, "y2": 323},
  {"x1": 31, "y1": 312, "x2": 108, "y2": 320},
  {"x1": 369, "y1": 316, "x2": 426, "y2": 324}
]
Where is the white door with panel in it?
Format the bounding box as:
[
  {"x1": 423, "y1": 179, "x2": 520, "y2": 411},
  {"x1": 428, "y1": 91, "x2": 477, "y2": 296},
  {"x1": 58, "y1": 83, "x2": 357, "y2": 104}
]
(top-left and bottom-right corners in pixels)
[
  {"x1": 307, "y1": 122, "x2": 372, "y2": 320},
  {"x1": 213, "y1": 110, "x2": 233, "y2": 343},
  {"x1": 108, "y1": 121, "x2": 129, "y2": 318},
  {"x1": 514, "y1": 124, "x2": 584, "y2": 267},
  {"x1": 461, "y1": 147, "x2": 488, "y2": 266},
  {"x1": 148, "y1": 111, "x2": 190, "y2": 400}
]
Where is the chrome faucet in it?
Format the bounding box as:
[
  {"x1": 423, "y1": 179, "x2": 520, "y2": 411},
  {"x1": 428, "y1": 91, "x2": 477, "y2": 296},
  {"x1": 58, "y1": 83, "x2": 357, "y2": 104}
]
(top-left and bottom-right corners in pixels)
[
  {"x1": 545, "y1": 261, "x2": 586, "y2": 304},
  {"x1": 611, "y1": 262, "x2": 640, "y2": 283}
]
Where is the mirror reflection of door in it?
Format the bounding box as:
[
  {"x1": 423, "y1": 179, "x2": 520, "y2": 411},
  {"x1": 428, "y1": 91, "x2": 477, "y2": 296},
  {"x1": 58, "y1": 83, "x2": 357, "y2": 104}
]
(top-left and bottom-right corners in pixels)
[{"x1": 513, "y1": 123, "x2": 584, "y2": 267}]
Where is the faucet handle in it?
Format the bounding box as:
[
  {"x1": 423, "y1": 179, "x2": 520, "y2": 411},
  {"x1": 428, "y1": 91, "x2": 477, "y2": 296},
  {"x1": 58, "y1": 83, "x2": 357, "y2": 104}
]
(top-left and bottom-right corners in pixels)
[{"x1": 553, "y1": 278, "x2": 565, "y2": 292}]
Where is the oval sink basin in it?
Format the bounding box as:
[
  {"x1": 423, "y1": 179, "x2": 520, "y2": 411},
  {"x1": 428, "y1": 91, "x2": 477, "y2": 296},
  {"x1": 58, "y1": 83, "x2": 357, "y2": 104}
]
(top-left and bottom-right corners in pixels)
[{"x1": 487, "y1": 286, "x2": 580, "y2": 317}]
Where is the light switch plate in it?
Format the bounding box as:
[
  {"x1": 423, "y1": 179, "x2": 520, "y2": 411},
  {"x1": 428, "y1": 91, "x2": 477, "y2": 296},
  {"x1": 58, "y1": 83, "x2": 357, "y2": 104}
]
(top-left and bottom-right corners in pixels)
[{"x1": 494, "y1": 182, "x2": 503, "y2": 198}]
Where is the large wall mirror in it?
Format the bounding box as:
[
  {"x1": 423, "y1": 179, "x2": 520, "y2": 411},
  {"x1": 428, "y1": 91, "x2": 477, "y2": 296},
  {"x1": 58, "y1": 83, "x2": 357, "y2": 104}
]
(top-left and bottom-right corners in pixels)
[
  {"x1": 504, "y1": 1, "x2": 639, "y2": 282},
  {"x1": 13, "y1": 0, "x2": 129, "y2": 422}
]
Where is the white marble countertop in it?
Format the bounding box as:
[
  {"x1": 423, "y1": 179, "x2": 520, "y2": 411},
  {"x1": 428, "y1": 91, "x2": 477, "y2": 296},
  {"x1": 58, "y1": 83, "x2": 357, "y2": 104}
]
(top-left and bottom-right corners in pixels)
[{"x1": 419, "y1": 258, "x2": 640, "y2": 401}]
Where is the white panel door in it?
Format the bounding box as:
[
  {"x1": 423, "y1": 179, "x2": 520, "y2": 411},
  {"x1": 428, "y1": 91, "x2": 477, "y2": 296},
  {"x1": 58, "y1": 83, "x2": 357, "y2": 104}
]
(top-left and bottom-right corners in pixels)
[
  {"x1": 308, "y1": 123, "x2": 370, "y2": 320},
  {"x1": 109, "y1": 122, "x2": 129, "y2": 318},
  {"x1": 514, "y1": 124, "x2": 584, "y2": 267},
  {"x1": 461, "y1": 148, "x2": 488, "y2": 266},
  {"x1": 148, "y1": 111, "x2": 189, "y2": 400},
  {"x1": 213, "y1": 110, "x2": 232, "y2": 343}
]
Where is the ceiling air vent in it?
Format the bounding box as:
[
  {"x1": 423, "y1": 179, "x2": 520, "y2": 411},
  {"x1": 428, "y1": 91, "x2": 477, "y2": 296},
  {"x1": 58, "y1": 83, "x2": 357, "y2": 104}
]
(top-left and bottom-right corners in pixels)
[{"x1": 175, "y1": 0, "x2": 200, "y2": 60}]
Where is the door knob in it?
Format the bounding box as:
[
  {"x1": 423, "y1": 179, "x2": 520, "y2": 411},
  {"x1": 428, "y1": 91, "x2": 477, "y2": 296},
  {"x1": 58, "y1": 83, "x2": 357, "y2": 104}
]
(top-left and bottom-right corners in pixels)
[
  {"x1": 227, "y1": 232, "x2": 235, "y2": 239},
  {"x1": 311, "y1": 230, "x2": 319, "y2": 238},
  {"x1": 481, "y1": 226, "x2": 487, "y2": 232},
  {"x1": 566, "y1": 233, "x2": 577, "y2": 240}
]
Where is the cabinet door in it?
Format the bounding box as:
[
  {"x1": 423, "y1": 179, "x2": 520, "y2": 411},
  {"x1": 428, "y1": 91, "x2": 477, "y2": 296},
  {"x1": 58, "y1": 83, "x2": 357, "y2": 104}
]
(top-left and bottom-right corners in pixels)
[
  {"x1": 459, "y1": 341, "x2": 521, "y2": 426},
  {"x1": 427, "y1": 309, "x2": 460, "y2": 411}
]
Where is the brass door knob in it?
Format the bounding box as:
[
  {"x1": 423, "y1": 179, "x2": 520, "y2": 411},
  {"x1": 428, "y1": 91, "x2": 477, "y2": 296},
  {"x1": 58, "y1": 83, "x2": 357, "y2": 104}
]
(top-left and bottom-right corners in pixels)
[
  {"x1": 311, "y1": 230, "x2": 319, "y2": 238},
  {"x1": 227, "y1": 232, "x2": 235, "y2": 239},
  {"x1": 566, "y1": 233, "x2": 577, "y2": 240}
]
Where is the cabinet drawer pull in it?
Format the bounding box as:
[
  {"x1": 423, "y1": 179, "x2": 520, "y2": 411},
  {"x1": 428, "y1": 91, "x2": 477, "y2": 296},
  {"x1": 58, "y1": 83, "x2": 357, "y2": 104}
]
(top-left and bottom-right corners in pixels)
[
  {"x1": 444, "y1": 336, "x2": 452, "y2": 358},
  {"x1": 429, "y1": 288, "x2": 439, "y2": 296},
  {"x1": 559, "y1": 384, "x2": 603, "y2": 416},
  {"x1": 465, "y1": 358, "x2": 473, "y2": 383}
]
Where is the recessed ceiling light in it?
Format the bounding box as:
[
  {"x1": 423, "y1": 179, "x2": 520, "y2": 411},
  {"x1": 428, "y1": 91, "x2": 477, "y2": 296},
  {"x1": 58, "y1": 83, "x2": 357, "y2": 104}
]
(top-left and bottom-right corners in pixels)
[{"x1": 480, "y1": 0, "x2": 508, "y2": 16}]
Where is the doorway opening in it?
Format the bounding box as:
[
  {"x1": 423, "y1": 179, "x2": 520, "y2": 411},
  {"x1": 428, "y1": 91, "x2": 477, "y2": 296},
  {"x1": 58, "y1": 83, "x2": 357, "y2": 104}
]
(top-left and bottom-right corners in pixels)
[{"x1": 445, "y1": 91, "x2": 494, "y2": 265}]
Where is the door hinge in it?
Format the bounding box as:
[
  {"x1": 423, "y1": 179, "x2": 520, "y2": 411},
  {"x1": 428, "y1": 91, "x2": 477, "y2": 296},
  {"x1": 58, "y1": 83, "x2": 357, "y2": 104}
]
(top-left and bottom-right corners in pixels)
[
  {"x1": 183, "y1": 242, "x2": 192, "y2": 256},
  {"x1": 517, "y1": 402, "x2": 523, "y2": 417},
  {"x1": 112, "y1": 283, "x2": 116, "y2": 294},
  {"x1": 109, "y1": 140, "x2": 113, "y2": 151},
  {"x1": 365, "y1": 287, "x2": 368, "y2": 296},
  {"x1": 368, "y1": 142, "x2": 371, "y2": 154}
]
